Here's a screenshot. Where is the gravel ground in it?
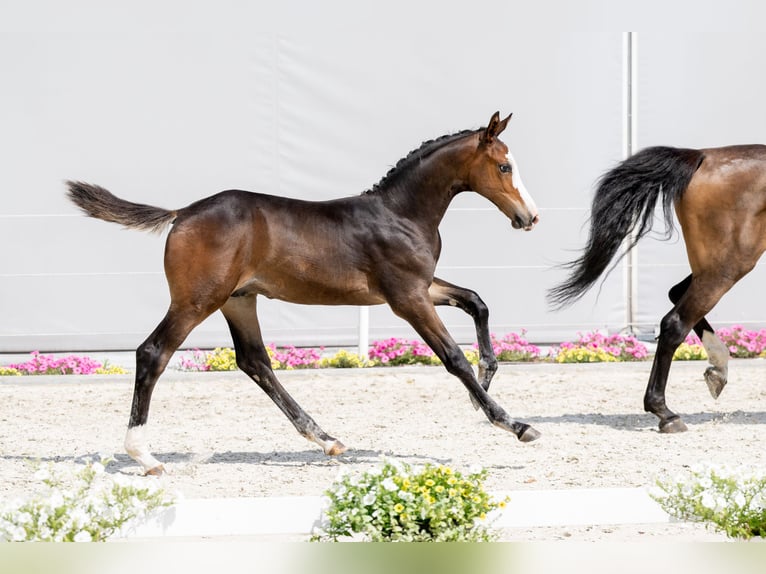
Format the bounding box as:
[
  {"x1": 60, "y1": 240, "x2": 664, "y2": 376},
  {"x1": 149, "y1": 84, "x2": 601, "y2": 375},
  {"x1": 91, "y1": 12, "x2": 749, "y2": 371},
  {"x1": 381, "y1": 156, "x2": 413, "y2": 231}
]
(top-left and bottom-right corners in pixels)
[{"x1": 2, "y1": 359, "x2": 765, "y2": 541}]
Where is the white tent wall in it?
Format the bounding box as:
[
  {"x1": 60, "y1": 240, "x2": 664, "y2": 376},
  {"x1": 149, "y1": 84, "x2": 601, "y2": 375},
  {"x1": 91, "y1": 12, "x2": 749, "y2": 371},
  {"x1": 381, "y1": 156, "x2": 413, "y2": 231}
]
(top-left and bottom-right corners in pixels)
[{"x1": 1, "y1": 2, "x2": 764, "y2": 353}]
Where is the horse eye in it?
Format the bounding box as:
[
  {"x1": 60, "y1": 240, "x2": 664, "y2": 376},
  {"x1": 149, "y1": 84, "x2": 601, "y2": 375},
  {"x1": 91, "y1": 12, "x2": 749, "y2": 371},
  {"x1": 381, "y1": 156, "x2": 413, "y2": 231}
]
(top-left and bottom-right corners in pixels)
[{"x1": 499, "y1": 163, "x2": 512, "y2": 174}]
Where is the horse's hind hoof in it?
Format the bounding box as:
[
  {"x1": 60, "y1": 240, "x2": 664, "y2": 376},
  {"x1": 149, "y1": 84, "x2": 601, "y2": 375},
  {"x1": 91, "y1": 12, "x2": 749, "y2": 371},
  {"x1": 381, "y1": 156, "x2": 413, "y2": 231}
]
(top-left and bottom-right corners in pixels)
[
  {"x1": 659, "y1": 418, "x2": 688, "y2": 434},
  {"x1": 324, "y1": 440, "x2": 347, "y2": 456},
  {"x1": 518, "y1": 426, "x2": 541, "y2": 443},
  {"x1": 704, "y1": 367, "x2": 727, "y2": 399},
  {"x1": 145, "y1": 464, "x2": 166, "y2": 477}
]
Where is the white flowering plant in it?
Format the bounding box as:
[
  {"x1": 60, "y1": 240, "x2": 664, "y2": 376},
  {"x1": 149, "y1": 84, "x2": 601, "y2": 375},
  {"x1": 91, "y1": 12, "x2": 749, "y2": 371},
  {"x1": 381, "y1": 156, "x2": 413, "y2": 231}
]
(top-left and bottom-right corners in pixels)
[
  {"x1": 651, "y1": 463, "x2": 766, "y2": 539},
  {"x1": 0, "y1": 458, "x2": 173, "y2": 542},
  {"x1": 311, "y1": 460, "x2": 507, "y2": 542}
]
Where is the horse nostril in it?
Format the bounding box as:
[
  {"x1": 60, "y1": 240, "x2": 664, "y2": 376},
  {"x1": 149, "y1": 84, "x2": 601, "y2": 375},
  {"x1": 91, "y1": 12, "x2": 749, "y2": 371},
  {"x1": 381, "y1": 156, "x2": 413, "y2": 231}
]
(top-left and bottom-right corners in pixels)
[{"x1": 532, "y1": 214, "x2": 540, "y2": 225}]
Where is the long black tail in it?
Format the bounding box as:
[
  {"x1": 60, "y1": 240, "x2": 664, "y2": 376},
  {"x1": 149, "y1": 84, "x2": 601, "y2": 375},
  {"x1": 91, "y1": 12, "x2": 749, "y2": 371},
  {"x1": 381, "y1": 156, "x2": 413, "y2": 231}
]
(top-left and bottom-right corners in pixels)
[
  {"x1": 547, "y1": 146, "x2": 704, "y2": 309},
  {"x1": 66, "y1": 181, "x2": 176, "y2": 234}
]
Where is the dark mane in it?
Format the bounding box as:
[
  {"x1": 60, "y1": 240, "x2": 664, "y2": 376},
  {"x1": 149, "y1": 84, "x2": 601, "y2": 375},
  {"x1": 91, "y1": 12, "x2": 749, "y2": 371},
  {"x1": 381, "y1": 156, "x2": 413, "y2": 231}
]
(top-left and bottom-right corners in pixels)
[{"x1": 363, "y1": 129, "x2": 478, "y2": 195}]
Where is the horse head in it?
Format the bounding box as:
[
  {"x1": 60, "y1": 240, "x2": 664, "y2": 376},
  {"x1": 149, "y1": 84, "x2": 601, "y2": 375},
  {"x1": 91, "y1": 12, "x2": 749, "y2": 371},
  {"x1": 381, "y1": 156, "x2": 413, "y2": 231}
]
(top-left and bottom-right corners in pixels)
[{"x1": 468, "y1": 111, "x2": 539, "y2": 231}]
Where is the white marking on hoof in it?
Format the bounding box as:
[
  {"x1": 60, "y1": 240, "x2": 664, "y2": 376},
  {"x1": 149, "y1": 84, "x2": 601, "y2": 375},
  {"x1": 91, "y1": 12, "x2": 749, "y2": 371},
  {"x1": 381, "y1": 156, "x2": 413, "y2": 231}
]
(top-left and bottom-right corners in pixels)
[
  {"x1": 702, "y1": 331, "x2": 729, "y2": 374},
  {"x1": 125, "y1": 425, "x2": 164, "y2": 474}
]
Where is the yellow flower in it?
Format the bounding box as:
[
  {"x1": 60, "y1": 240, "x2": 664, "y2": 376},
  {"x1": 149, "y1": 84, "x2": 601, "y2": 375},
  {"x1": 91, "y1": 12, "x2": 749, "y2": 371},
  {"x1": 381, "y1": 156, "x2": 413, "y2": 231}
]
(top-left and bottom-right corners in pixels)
[
  {"x1": 434, "y1": 485, "x2": 445, "y2": 493},
  {"x1": 479, "y1": 513, "x2": 487, "y2": 520},
  {"x1": 393, "y1": 503, "x2": 404, "y2": 513},
  {"x1": 498, "y1": 500, "x2": 507, "y2": 508},
  {"x1": 425, "y1": 479, "x2": 435, "y2": 487},
  {"x1": 448, "y1": 488, "x2": 458, "y2": 498},
  {"x1": 447, "y1": 476, "x2": 457, "y2": 486}
]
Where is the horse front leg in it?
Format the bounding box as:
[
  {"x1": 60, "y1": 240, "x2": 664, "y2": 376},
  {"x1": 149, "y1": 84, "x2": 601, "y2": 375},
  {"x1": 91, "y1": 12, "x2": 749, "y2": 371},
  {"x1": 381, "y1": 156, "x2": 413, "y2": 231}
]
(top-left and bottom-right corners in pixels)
[
  {"x1": 388, "y1": 292, "x2": 539, "y2": 443},
  {"x1": 669, "y1": 275, "x2": 729, "y2": 398},
  {"x1": 429, "y1": 277, "x2": 497, "y2": 391},
  {"x1": 221, "y1": 296, "x2": 346, "y2": 456}
]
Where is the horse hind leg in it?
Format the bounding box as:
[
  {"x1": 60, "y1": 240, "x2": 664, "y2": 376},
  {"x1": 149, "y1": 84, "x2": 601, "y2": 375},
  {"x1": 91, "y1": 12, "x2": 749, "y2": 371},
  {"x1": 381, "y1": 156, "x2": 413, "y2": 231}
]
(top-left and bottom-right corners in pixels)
[
  {"x1": 221, "y1": 295, "x2": 346, "y2": 456},
  {"x1": 126, "y1": 307, "x2": 211, "y2": 475},
  {"x1": 647, "y1": 274, "x2": 736, "y2": 433},
  {"x1": 669, "y1": 275, "x2": 728, "y2": 398}
]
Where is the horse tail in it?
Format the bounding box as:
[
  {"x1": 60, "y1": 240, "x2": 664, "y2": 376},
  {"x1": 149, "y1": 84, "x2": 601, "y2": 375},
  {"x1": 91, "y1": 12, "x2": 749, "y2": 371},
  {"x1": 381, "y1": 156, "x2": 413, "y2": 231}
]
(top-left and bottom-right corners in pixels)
[
  {"x1": 547, "y1": 146, "x2": 704, "y2": 309},
  {"x1": 66, "y1": 181, "x2": 177, "y2": 234}
]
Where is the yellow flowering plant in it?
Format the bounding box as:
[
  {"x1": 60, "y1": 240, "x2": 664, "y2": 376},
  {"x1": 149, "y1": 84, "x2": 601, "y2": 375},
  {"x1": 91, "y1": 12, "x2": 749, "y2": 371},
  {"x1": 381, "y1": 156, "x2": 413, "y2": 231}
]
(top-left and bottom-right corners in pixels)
[{"x1": 312, "y1": 460, "x2": 507, "y2": 542}]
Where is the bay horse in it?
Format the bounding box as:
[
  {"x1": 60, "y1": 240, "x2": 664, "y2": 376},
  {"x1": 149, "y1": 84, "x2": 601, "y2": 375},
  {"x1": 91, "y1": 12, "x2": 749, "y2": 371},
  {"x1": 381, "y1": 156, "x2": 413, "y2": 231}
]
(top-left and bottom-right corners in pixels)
[
  {"x1": 67, "y1": 111, "x2": 540, "y2": 475},
  {"x1": 548, "y1": 145, "x2": 766, "y2": 433}
]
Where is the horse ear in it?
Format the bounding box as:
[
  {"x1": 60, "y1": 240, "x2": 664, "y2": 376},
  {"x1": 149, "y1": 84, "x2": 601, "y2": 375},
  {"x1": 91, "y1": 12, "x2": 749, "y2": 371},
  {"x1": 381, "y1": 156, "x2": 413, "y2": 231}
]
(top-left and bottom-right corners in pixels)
[{"x1": 481, "y1": 111, "x2": 511, "y2": 144}]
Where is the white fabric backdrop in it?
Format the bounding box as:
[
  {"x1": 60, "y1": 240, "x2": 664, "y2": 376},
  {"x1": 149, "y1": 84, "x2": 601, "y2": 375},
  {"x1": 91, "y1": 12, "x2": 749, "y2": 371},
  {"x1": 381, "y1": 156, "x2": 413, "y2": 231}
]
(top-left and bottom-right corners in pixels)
[{"x1": 1, "y1": 1, "x2": 763, "y2": 352}]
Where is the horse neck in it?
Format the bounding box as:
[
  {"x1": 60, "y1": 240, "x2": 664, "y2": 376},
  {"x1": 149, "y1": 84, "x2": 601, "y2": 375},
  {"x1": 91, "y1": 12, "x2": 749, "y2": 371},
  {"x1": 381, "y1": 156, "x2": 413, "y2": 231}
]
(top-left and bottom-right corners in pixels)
[{"x1": 377, "y1": 144, "x2": 472, "y2": 230}]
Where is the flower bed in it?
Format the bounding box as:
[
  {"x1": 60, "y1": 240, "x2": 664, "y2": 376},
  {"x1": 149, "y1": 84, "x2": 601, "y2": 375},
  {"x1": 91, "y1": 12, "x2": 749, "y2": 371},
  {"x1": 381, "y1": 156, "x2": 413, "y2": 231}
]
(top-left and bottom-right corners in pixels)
[
  {"x1": 0, "y1": 458, "x2": 173, "y2": 542},
  {"x1": 3, "y1": 351, "x2": 128, "y2": 375},
  {"x1": 651, "y1": 463, "x2": 766, "y2": 540},
  {"x1": 311, "y1": 459, "x2": 506, "y2": 542},
  {"x1": 4, "y1": 326, "x2": 766, "y2": 376}
]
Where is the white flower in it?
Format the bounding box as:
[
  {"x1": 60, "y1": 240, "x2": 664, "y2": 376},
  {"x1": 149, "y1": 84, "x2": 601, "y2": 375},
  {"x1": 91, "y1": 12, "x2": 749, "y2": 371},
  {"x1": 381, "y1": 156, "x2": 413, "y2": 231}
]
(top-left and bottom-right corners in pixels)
[
  {"x1": 700, "y1": 491, "x2": 716, "y2": 510},
  {"x1": 381, "y1": 478, "x2": 398, "y2": 492},
  {"x1": 73, "y1": 530, "x2": 92, "y2": 542},
  {"x1": 362, "y1": 491, "x2": 377, "y2": 506}
]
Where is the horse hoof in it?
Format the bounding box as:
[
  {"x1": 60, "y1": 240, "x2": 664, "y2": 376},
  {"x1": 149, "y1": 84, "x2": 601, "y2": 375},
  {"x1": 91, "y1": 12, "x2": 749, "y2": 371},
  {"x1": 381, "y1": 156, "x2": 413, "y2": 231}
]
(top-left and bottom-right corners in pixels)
[
  {"x1": 325, "y1": 440, "x2": 347, "y2": 456},
  {"x1": 518, "y1": 426, "x2": 541, "y2": 443},
  {"x1": 659, "y1": 418, "x2": 688, "y2": 434},
  {"x1": 145, "y1": 464, "x2": 166, "y2": 477},
  {"x1": 704, "y1": 367, "x2": 727, "y2": 399}
]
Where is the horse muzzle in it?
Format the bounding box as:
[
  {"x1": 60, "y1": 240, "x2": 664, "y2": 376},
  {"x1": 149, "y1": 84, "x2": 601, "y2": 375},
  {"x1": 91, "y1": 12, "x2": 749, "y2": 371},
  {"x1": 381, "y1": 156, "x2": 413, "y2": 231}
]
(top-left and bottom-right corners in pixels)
[{"x1": 512, "y1": 213, "x2": 539, "y2": 231}]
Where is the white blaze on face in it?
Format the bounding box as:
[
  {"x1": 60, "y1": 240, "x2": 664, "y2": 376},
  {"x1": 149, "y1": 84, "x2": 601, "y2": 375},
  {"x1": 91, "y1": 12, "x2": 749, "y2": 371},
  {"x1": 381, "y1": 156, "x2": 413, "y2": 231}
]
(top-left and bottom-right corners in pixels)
[
  {"x1": 506, "y1": 151, "x2": 538, "y2": 217},
  {"x1": 125, "y1": 425, "x2": 163, "y2": 473}
]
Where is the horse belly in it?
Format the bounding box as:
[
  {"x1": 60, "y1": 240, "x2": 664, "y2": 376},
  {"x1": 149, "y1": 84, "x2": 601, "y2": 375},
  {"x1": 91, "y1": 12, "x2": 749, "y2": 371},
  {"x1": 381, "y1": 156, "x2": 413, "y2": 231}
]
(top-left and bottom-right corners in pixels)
[{"x1": 236, "y1": 267, "x2": 386, "y2": 306}]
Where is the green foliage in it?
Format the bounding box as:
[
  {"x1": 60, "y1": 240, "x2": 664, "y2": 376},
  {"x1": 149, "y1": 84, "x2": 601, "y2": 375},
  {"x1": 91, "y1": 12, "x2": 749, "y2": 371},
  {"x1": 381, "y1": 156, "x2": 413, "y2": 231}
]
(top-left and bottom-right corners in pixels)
[
  {"x1": 651, "y1": 464, "x2": 766, "y2": 539},
  {"x1": 312, "y1": 460, "x2": 507, "y2": 542},
  {"x1": 0, "y1": 458, "x2": 173, "y2": 542}
]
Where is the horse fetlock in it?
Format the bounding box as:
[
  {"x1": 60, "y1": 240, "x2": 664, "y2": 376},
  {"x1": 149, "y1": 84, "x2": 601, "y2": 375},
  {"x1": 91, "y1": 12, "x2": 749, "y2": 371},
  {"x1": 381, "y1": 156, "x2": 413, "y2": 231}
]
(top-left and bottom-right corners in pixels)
[
  {"x1": 125, "y1": 425, "x2": 165, "y2": 474},
  {"x1": 477, "y1": 359, "x2": 497, "y2": 390}
]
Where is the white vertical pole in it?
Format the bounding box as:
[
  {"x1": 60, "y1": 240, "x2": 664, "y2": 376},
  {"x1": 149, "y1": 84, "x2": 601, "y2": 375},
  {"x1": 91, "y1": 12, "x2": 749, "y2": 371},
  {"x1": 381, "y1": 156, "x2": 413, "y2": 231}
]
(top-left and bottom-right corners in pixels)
[
  {"x1": 623, "y1": 31, "x2": 639, "y2": 334},
  {"x1": 358, "y1": 306, "x2": 369, "y2": 359}
]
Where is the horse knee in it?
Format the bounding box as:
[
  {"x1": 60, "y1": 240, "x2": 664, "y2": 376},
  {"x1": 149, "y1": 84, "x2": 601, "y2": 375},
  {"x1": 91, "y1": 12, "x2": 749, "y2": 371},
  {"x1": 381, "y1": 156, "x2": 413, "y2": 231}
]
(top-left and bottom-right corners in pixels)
[
  {"x1": 135, "y1": 340, "x2": 165, "y2": 382},
  {"x1": 441, "y1": 346, "x2": 473, "y2": 377},
  {"x1": 658, "y1": 311, "x2": 689, "y2": 350},
  {"x1": 235, "y1": 354, "x2": 268, "y2": 377}
]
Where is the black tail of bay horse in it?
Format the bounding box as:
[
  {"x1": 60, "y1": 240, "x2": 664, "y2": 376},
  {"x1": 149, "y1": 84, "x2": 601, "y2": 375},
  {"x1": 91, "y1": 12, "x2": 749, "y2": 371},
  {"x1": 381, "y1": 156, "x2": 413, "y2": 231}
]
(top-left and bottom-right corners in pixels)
[
  {"x1": 67, "y1": 112, "x2": 540, "y2": 475},
  {"x1": 549, "y1": 144, "x2": 766, "y2": 433}
]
